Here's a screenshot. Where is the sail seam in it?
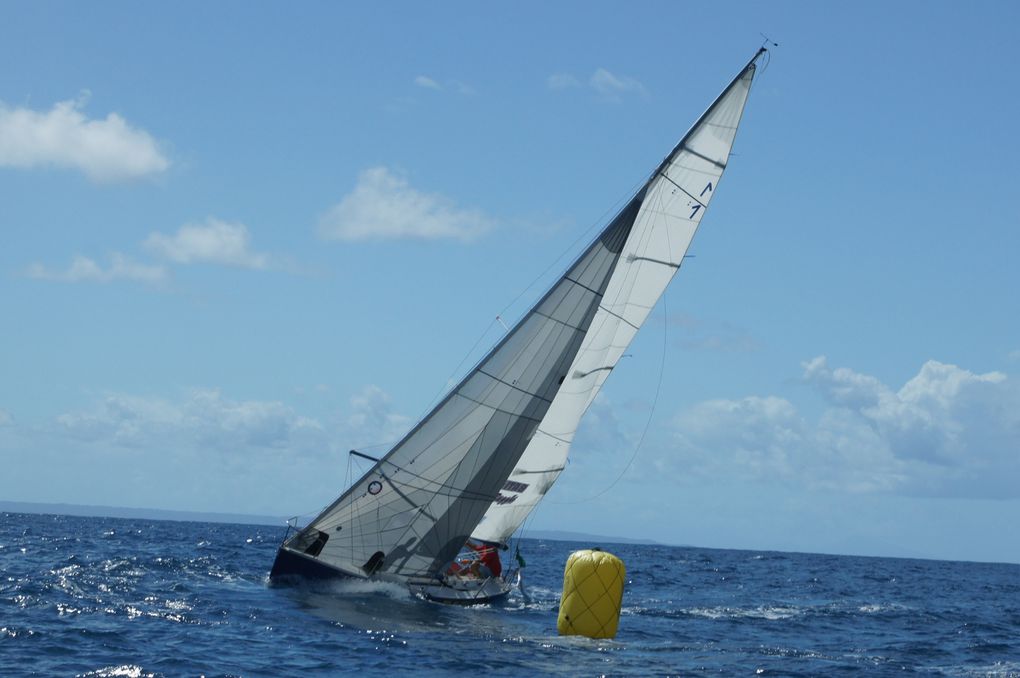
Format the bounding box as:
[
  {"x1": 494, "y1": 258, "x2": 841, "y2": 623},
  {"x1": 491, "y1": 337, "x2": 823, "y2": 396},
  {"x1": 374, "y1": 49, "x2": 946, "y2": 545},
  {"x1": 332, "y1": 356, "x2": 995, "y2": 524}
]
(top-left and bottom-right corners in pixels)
[
  {"x1": 354, "y1": 431, "x2": 509, "y2": 502},
  {"x1": 657, "y1": 171, "x2": 708, "y2": 208},
  {"x1": 475, "y1": 368, "x2": 555, "y2": 404},
  {"x1": 534, "y1": 427, "x2": 572, "y2": 445},
  {"x1": 532, "y1": 308, "x2": 587, "y2": 333},
  {"x1": 380, "y1": 472, "x2": 436, "y2": 517},
  {"x1": 377, "y1": 478, "x2": 498, "y2": 503},
  {"x1": 680, "y1": 145, "x2": 727, "y2": 170},
  {"x1": 513, "y1": 465, "x2": 567, "y2": 474},
  {"x1": 564, "y1": 275, "x2": 606, "y2": 298},
  {"x1": 597, "y1": 303, "x2": 640, "y2": 330},
  {"x1": 453, "y1": 388, "x2": 548, "y2": 423}
]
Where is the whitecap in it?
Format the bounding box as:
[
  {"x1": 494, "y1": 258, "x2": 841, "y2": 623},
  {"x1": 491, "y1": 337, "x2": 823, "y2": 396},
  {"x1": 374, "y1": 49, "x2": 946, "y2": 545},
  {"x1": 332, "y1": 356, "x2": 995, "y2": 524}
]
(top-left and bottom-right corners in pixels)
[{"x1": 76, "y1": 665, "x2": 154, "y2": 678}]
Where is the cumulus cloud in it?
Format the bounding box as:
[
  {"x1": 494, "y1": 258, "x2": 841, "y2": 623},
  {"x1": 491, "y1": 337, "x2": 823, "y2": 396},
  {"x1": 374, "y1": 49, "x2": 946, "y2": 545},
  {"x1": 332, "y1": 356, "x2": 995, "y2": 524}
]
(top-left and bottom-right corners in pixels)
[
  {"x1": 318, "y1": 167, "x2": 494, "y2": 242},
  {"x1": 673, "y1": 395, "x2": 803, "y2": 479},
  {"x1": 26, "y1": 218, "x2": 274, "y2": 287},
  {"x1": 0, "y1": 93, "x2": 169, "y2": 182},
  {"x1": 15, "y1": 385, "x2": 417, "y2": 514},
  {"x1": 667, "y1": 357, "x2": 1020, "y2": 499},
  {"x1": 51, "y1": 384, "x2": 415, "y2": 458},
  {"x1": 346, "y1": 385, "x2": 413, "y2": 447},
  {"x1": 57, "y1": 389, "x2": 326, "y2": 452},
  {"x1": 27, "y1": 253, "x2": 167, "y2": 284},
  {"x1": 805, "y1": 357, "x2": 1013, "y2": 470},
  {"x1": 145, "y1": 218, "x2": 269, "y2": 269},
  {"x1": 24, "y1": 390, "x2": 335, "y2": 514}
]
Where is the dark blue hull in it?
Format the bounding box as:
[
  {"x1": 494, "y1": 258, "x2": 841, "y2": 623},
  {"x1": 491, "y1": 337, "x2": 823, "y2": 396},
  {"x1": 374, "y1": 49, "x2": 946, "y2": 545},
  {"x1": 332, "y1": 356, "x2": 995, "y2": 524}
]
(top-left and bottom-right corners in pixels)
[{"x1": 268, "y1": 546, "x2": 355, "y2": 582}]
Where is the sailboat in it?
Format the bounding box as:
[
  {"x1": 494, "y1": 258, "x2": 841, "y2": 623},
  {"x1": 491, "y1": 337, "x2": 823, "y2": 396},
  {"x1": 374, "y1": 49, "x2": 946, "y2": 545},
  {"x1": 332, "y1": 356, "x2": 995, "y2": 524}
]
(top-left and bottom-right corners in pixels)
[{"x1": 269, "y1": 48, "x2": 766, "y2": 603}]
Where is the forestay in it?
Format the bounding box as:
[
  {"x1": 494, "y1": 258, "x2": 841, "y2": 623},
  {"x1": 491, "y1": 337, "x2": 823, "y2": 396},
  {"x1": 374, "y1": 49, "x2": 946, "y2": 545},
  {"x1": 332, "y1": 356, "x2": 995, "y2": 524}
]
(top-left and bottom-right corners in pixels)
[{"x1": 470, "y1": 53, "x2": 760, "y2": 546}]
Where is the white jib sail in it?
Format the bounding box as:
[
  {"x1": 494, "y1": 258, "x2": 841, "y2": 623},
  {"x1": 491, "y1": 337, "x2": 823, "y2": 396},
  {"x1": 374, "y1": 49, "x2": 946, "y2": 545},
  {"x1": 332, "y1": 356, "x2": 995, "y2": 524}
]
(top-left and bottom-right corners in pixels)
[{"x1": 470, "y1": 55, "x2": 760, "y2": 546}]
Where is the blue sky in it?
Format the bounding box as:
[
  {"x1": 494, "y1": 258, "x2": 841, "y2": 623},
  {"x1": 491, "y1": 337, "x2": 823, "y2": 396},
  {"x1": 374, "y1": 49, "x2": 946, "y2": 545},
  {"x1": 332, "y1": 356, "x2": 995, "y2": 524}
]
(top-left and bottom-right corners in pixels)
[{"x1": 2, "y1": 1, "x2": 1018, "y2": 564}]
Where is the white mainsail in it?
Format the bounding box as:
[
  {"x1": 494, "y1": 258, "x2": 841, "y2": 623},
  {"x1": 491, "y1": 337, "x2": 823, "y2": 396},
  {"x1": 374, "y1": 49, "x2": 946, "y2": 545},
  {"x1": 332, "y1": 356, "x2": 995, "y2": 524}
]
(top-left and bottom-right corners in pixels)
[{"x1": 470, "y1": 52, "x2": 761, "y2": 546}]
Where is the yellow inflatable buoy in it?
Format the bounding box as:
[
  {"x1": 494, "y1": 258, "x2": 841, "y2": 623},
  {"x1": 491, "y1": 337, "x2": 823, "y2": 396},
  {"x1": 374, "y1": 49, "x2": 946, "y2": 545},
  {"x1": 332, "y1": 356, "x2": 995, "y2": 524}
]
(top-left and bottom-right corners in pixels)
[{"x1": 557, "y1": 548, "x2": 625, "y2": 639}]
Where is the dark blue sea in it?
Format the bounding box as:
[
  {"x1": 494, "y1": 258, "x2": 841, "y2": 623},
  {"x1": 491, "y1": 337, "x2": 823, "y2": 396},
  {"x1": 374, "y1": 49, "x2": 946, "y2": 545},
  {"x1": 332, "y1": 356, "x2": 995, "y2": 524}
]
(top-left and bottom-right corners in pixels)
[{"x1": 2, "y1": 513, "x2": 1018, "y2": 676}]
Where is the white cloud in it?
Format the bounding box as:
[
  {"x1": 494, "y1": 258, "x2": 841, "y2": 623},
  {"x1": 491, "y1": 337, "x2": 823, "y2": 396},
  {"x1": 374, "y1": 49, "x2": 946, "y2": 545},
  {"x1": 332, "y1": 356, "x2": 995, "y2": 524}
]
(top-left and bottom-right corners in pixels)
[
  {"x1": 414, "y1": 75, "x2": 442, "y2": 90},
  {"x1": 0, "y1": 93, "x2": 169, "y2": 182},
  {"x1": 27, "y1": 253, "x2": 167, "y2": 284},
  {"x1": 0, "y1": 409, "x2": 11, "y2": 426},
  {"x1": 665, "y1": 357, "x2": 1020, "y2": 499},
  {"x1": 57, "y1": 389, "x2": 326, "y2": 452},
  {"x1": 589, "y1": 68, "x2": 645, "y2": 98},
  {"x1": 672, "y1": 395, "x2": 804, "y2": 480},
  {"x1": 27, "y1": 389, "x2": 338, "y2": 514},
  {"x1": 145, "y1": 218, "x2": 269, "y2": 269},
  {"x1": 50, "y1": 384, "x2": 414, "y2": 459},
  {"x1": 318, "y1": 166, "x2": 494, "y2": 242},
  {"x1": 805, "y1": 357, "x2": 1010, "y2": 468},
  {"x1": 547, "y1": 73, "x2": 581, "y2": 90},
  {"x1": 346, "y1": 385, "x2": 412, "y2": 447},
  {"x1": 27, "y1": 218, "x2": 278, "y2": 288},
  {"x1": 12, "y1": 385, "x2": 418, "y2": 514}
]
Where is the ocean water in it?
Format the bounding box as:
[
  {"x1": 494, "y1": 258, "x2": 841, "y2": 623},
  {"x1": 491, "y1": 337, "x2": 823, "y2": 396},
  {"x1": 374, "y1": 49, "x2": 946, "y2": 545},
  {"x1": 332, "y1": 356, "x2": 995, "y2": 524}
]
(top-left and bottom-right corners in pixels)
[{"x1": 1, "y1": 513, "x2": 1018, "y2": 676}]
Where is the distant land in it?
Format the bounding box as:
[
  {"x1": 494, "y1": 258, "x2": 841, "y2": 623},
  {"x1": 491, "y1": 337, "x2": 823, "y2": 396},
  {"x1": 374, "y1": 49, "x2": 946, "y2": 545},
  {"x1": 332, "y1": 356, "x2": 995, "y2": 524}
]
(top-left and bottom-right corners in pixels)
[
  {"x1": 0, "y1": 501, "x2": 666, "y2": 546},
  {"x1": 0, "y1": 500, "x2": 284, "y2": 527},
  {"x1": 519, "y1": 529, "x2": 667, "y2": 546}
]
